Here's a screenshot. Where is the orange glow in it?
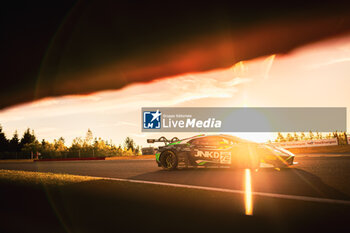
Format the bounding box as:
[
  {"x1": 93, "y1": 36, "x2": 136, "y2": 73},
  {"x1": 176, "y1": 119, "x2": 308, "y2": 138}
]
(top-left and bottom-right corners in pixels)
[
  {"x1": 263, "y1": 54, "x2": 276, "y2": 79},
  {"x1": 244, "y1": 168, "x2": 253, "y2": 215},
  {"x1": 1, "y1": 34, "x2": 350, "y2": 147}
]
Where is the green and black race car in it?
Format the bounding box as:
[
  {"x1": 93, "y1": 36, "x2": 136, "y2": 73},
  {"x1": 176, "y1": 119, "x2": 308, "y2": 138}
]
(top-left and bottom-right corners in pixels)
[{"x1": 147, "y1": 134, "x2": 295, "y2": 170}]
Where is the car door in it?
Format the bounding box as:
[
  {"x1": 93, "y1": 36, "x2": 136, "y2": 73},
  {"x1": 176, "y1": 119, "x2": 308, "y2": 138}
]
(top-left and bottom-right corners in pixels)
[{"x1": 189, "y1": 136, "x2": 233, "y2": 165}]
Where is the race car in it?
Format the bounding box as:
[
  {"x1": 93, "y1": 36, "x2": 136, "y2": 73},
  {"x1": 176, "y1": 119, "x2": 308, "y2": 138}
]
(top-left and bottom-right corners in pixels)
[{"x1": 147, "y1": 134, "x2": 295, "y2": 170}]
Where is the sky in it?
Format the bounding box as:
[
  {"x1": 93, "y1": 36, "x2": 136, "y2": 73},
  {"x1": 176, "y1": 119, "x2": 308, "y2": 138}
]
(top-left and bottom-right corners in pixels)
[{"x1": 0, "y1": 33, "x2": 349, "y2": 147}]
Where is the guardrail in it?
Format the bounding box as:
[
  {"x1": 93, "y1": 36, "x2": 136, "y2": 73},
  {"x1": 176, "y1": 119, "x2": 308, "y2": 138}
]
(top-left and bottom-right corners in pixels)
[{"x1": 270, "y1": 138, "x2": 338, "y2": 148}]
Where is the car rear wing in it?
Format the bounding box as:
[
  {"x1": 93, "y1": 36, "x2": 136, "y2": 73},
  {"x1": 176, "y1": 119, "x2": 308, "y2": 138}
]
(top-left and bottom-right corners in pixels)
[{"x1": 147, "y1": 136, "x2": 180, "y2": 145}]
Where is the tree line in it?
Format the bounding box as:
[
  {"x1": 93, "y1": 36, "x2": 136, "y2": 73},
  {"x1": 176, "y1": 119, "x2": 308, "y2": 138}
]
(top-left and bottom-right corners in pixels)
[
  {"x1": 0, "y1": 125, "x2": 141, "y2": 159},
  {"x1": 273, "y1": 131, "x2": 348, "y2": 145}
]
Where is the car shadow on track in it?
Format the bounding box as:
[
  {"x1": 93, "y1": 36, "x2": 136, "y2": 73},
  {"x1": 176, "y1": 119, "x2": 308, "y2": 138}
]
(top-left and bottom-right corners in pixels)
[
  {"x1": 130, "y1": 167, "x2": 350, "y2": 200},
  {"x1": 2, "y1": 169, "x2": 349, "y2": 233}
]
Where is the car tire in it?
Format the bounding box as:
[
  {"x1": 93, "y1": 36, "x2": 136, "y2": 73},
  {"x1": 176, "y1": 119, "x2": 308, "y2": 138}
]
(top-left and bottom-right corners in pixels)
[
  {"x1": 160, "y1": 150, "x2": 178, "y2": 170},
  {"x1": 271, "y1": 159, "x2": 290, "y2": 169},
  {"x1": 273, "y1": 164, "x2": 289, "y2": 169}
]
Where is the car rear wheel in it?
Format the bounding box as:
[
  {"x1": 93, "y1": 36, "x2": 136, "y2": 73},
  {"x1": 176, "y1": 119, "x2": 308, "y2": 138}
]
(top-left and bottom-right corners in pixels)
[{"x1": 160, "y1": 150, "x2": 178, "y2": 170}]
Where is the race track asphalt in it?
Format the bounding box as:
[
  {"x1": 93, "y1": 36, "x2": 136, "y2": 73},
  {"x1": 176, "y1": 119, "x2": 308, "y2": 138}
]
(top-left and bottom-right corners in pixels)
[
  {"x1": 1, "y1": 154, "x2": 350, "y2": 233},
  {"x1": 1, "y1": 154, "x2": 350, "y2": 200}
]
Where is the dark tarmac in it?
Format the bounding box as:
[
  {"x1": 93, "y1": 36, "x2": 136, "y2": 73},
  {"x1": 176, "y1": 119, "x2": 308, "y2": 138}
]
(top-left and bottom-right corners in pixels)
[{"x1": 1, "y1": 155, "x2": 350, "y2": 233}]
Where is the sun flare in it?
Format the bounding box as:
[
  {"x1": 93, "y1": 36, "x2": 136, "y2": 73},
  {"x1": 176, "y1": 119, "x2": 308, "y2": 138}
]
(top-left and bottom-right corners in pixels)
[{"x1": 244, "y1": 168, "x2": 253, "y2": 216}]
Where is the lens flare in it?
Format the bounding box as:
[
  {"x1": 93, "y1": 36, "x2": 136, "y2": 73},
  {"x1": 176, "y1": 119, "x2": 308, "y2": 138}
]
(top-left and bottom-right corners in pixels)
[
  {"x1": 263, "y1": 54, "x2": 276, "y2": 79},
  {"x1": 244, "y1": 168, "x2": 253, "y2": 215}
]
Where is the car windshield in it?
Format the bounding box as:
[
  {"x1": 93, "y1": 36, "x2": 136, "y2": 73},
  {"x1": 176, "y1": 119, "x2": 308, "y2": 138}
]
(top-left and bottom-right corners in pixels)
[{"x1": 190, "y1": 136, "x2": 231, "y2": 146}]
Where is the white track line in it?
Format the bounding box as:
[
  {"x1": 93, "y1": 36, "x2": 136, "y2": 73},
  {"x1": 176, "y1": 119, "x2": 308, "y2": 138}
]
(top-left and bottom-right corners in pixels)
[{"x1": 98, "y1": 177, "x2": 350, "y2": 206}]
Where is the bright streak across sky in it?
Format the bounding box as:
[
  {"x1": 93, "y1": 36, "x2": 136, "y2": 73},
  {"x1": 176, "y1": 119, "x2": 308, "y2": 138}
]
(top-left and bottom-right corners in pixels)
[{"x1": 0, "y1": 34, "x2": 350, "y2": 147}]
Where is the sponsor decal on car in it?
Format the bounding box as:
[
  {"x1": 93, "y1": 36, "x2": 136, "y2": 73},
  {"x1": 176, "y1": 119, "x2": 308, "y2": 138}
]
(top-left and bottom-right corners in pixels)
[{"x1": 194, "y1": 150, "x2": 231, "y2": 164}]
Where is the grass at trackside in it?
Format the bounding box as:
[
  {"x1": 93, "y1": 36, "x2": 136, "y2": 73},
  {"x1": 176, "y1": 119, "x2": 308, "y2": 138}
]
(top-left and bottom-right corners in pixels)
[
  {"x1": 0, "y1": 155, "x2": 155, "y2": 163},
  {"x1": 105, "y1": 154, "x2": 155, "y2": 160},
  {"x1": 0, "y1": 169, "x2": 99, "y2": 185},
  {"x1": 0, "y1": 159, "x2": 34, "y2": 163}
]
